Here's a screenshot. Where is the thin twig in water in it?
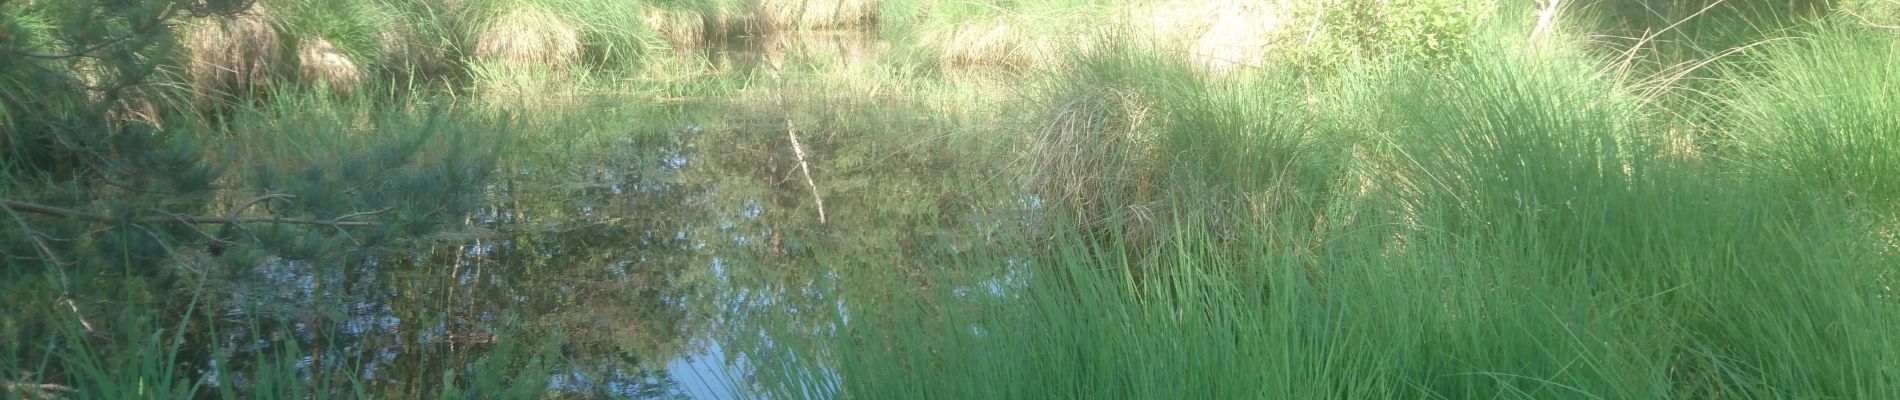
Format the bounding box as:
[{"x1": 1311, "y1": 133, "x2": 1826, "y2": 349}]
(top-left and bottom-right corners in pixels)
[{"x1": 766, "y1": 62, "x2": 829, "y2": 224}]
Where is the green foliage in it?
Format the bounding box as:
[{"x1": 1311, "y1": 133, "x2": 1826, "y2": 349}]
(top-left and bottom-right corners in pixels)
[
  {"x1": 0, "y1": 0, "x2": 208, "y2": 177},
  {"x1": 1293, "y1": 0, "x2": 1491, "y2": 71},
  {"x1": 268, "y1": 0, "x2": 402, "y2": 68},
  {"x1": 1726, "y1": 22, "x2": 1900, "y2": 209}
]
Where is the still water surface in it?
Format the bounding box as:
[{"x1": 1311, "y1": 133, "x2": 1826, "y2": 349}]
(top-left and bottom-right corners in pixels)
[{"x1": 207, "y1": 31, "x2": 1037, "y2": 398}]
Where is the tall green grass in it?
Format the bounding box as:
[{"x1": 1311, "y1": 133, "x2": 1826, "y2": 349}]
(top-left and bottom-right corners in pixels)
[
  {"x1": 739, "y1": 18, "x2": 1900, "y2": 399},
  {"x1": 1724, "y1": 20, "x2": 1900, "y2": 210}
]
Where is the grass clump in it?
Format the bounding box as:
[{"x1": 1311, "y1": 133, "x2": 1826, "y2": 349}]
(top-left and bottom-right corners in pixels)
[
  {"x1": 749, "y1": 0, "x2": 881, "y2": 32},
  {"x1": 472, "y1": 7, "x2": 583, "y2": 70},
  {"x1": 295, "y1": 38, "x2": 365, "y2": 96},
  {"x1": 185, "y1": 2, "x2": 285, "y2": 105},
  {"x1": 1724, "y1": 21, "x2": 1900, "y2": 210}
]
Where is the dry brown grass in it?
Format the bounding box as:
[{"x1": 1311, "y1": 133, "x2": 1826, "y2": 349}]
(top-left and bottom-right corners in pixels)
[
  {"x1": 749, "y1": 0, "x2": 880, "y2": 33},
  {"x1": 63, "y1": 56, "x2": 180, "y2": 130},
  {"x1": 474, "y1": 8, "x2": 581, "y2": 69},
  {"x1": 927, "y1": 19, "x2": 1084, "y2": 73},
  {"x1": 185, "y1": 3, "x2": 283, "y2": 103},
  {"x1": 297, "y1": 38, "x2": 364, "y2": 96},
  {"x1": 1122, "y1": 0, "x2": 1288, "y2": 76},
  {"x1": 757, "y1": 31, "x2": 886, "y2": 69},
  {"x1": 925, "y1": 1, "x2": 1288, "y2": 75},
  {"x1": 1180, "y1": 1, "x2": 1285, "y2": 76},
  {"x1": 380, "y1": 20, "x2": 457, "y2": 77},
  {"x1": 643, "y1": 7, "x2": 709, "y2": 51}
]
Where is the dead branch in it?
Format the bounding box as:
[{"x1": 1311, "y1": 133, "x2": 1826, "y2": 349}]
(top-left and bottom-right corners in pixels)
[
  {"x1": 766, "y1": 62, "x2": 829, "y2": 225},
  {"x1": 1, "y1": 199, "x2": 378, "y2": 227},
  {"x1": 63, "y1": 299, "x2": 95, "y2": 334},
  {"x1": 0, "y1": 379, "x2": 75, "y2": 398}
]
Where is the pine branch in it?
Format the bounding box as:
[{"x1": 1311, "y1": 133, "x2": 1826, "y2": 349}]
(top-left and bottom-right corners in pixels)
[
  {"x1": 0, "y1": 2, "x2": 181, "y2": 60},
  {"x1": 5, "y1": 30, "x2": 145, "y2": 60},
  {"x1": 1, "y1": 204, "x2": 95, "y2": 334},
  {"x1": 1, "y1": 198, "x2": 381, "y2": 227}
]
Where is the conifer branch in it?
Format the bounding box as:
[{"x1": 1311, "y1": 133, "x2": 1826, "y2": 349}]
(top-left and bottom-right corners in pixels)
[{"x1": 1, "y1": 198, "x2": 380, "y2": 227}]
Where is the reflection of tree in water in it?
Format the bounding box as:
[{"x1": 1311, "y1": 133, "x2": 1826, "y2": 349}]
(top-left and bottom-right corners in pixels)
[
  {"x1": 201, "y1": 89, "x2": 1036, "y2": 396},
  {"x1": 668, "y1": 92, "x2": 1038, "y2": 394},
  {"x1": 550, "y1": 351, "x2": 692, "y2": 399},
  {"x1": 205, "y1": 123, "x2": 713, "y2": 398}
]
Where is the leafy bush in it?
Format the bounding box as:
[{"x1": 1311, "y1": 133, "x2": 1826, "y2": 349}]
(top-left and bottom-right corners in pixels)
[{"x1": 1292, "y1": 0, "x2": 1491, "y2": 71}]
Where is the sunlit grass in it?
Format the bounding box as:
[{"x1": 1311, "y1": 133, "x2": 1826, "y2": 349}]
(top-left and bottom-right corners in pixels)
[{"x1": 739, "y1": 18, "x2": 1900, "y2": 399}]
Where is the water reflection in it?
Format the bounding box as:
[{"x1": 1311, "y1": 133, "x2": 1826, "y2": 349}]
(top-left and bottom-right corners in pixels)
[
  {"x1": 204, "y1": 119, "x2": 716, "y2": 397},
  {"x1": 200, "y1": 31, "x2": 984, "y2": 399}
]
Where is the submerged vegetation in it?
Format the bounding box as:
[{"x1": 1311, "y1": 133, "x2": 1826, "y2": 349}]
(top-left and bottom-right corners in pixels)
[{"x1": 3, "y1": 0, "x2": 1898, "y2": 398}]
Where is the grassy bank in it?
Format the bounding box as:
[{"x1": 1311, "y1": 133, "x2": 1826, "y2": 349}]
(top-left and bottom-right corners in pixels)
[
  {"x1": 737, "y1": 9, "x2": 1900, "y2": 400},
  {"x1": 5, "y1": 0, "x2": 1899, "y2": 398}
]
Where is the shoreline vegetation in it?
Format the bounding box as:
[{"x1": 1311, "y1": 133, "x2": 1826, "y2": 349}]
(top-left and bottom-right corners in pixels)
[{"x1": 4, "y1": 0, "x2": 1898, "y2": 398}]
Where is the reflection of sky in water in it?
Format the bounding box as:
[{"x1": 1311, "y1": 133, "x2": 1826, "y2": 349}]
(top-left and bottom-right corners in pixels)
[
  {"x1": 215, "y1": 256, "x2": 410, "y2": 391},
  {"x1": 950, "y1": 258, "x2": 1033, "y2": 300},
  {"x1": 665, "y1": 341, "x2": 746, "y2": 400},
  {"x1": 740, "y1": 200, "x2": 764, "y2": 220},
  {"x1": 665, "y1": 154, "x2": 690, "y2": 171}
]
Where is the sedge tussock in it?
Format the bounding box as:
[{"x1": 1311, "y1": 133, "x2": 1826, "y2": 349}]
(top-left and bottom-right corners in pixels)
[
  {"x1": 474, "y1": 7, "x2": 582, "y2": 69},
  {"x1": 297, "y1": 38, "x2": 364, "y2": 96},
  {"x1": 644, "y1": 6, "x2": 710, "y2": 51},
  {"x1": 379, "y1": 18, "x2": 457, "y2": 77},
  {"x1": 185, "y1": 2, "x2": 284, "y2": 104},
  {"x1": 749, "y1": 0, "x2": 880, "y2": 33}
]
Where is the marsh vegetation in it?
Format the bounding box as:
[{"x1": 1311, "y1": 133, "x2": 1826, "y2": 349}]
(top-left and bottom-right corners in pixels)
[{"x1": 3, "y1": 0, "x2": 1898, "y2": 398}]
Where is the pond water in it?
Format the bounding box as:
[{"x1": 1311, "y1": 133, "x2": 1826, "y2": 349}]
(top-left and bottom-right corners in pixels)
[{"x1": 197, "y1": 32, "x2": 1037, "y2": 398}]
